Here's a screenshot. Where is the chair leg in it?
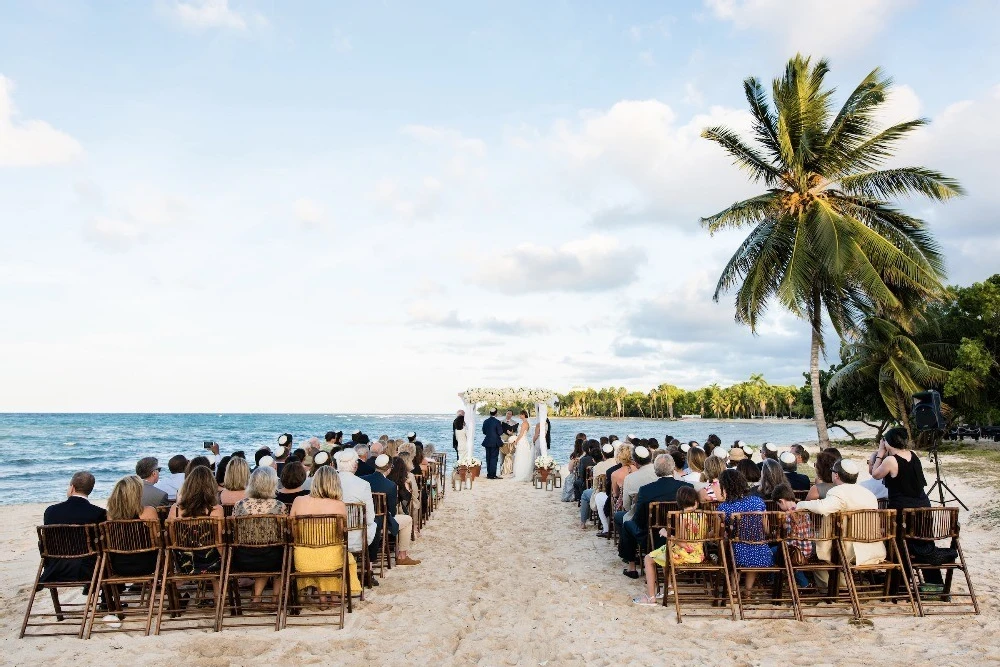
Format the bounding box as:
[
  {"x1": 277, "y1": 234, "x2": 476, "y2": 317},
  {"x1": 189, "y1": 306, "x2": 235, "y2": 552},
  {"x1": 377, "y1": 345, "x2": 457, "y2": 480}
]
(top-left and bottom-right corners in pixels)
[
  {"x1": 83, "y1": 554, "x2": 108, "y2": 639},
  {"x1": 956, "y1": 541, "x2": 980, "y2": 614},
  {"x1": 18, "y1": 563, "x2": 44, "y2": 638}
]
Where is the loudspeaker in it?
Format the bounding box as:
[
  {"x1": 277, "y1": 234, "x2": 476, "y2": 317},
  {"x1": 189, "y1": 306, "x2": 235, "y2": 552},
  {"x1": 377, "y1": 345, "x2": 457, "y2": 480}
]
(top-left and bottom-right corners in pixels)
[{"x1": 912, "y1": 390, "x2": 945, "y2": 431}]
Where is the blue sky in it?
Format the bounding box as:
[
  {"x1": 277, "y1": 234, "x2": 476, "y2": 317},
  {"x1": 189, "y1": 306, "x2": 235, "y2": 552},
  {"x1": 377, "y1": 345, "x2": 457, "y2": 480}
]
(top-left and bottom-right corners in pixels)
[{"x1": 2, "y1": 0, "x2": 999, "y2": 412}]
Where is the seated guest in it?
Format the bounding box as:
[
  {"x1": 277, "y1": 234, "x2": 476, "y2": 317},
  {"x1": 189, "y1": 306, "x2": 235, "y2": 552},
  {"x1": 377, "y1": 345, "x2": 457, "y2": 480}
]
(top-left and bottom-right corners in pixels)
[
  {"x1": 618, "y1": 446, "x2": 656, "y2": 524},
  {"x1": 754, "y1": 459, "x2": 785, "y2": 499},
  {"x1": 136, "y1": 457, "x2": 169, "y2": 507},
  {"x1": 355, "y1": 444, "x2": 376, "y2": 477},
  {"x1": 41, "y1": 471, "x2": 107, "y2": 583},
  {"x1": 620, "y1": 453, "x2": 693, "y2": 579},
  {"x1": 333, "y1": 450, "x2": 378, "y2": 582},
  {"x1": 759, "y1": 442, "x2": 779, "y2": 470},
  {"x1": 167, "y1": 467, "x2": 225, "y2": 597},
  {"x1": 779, "y1": 451, "x2": 811, "y2": 492},
  {"x1": 771, "y1": 484, "x2": 812, "y2": 589},
  {"x1": 307, "y1": 450, "x2": 331, "y2": 484},
  {"x1": 155, "y1": 455, "x2": 187, "y2": 501},
  {"x1": 806, "y1": 450, "x2": 838, "y2": 500},
  {"x1": 388, "y1": 456, "x2": 415, "y2": 520},
  {"x1": 574, "y1": 441, "x2": 599, "y2": 503},
  {"x1": 718, "y1": 469, "x2": 773, "y2": 595},
  {"x1": 697, "y1": 455, "x2": 724, "y2": 502},
  {"x1": 289, "y1": 467, "x2": 361, "y2": 603},
  {"x1": 361, "y1": 454, "x2": 419, "y2": 565},
  {"x1": 232, "y1": 467, "x2": 288, "y2": 604},
  {"x1": 105, "y1": 475, "x2": 160, "y2": 577},
  {"x1": 274, "y1": 443, "x2": 291, "y2": 477},
  {"x1": 634, "y1": 486, "x2": 702, "y2": 605},
  {"x1": 736, "y1": 459, "x2": 761, "y2": 489},
  {"x1": 397, "y1": 445, "x2": 422, "y2": 534},
  {"x1": 796, "y1": 459, "x2": 885, "y2": 586},
  {"x1": 727, "y1": 445, "x2": 747, "y2": 469},
  {"x1": 186, "y1": 455, "x2": 213, "y2": 474},
  {"x1": 682, "y1": 446, "x2": 706, "y2": 488},
  {"x1": 860, "y1": 450, "x2": 888, "y2": 500},
  {"x1": 293, "y1": 448, "x2": 307, "y2": 463},
  {"x1": 277, "y1": 461, "x2": 311, "y2": 504},
  {"x1": 669, "y1": 449, "x2": 687, "y2": 481},
  {"x1": 607, "y1": 444, "x2": 635, "y2": 517},
  {"x1": 219, "y1": 456, "x2": 250, "y2": 505},
  {"x1": 586, "y1": 443, "x2": 617, "y2": 533},
  {"x1": 254, "y1": 448, "x2": 272, "y2": 469},
  {"x1": 872, "y1": 427, "x2": 950, "y2": 583},
  {"x1": 791, "y1": 444, "x2": 810, "y2": 467},
  {"x1": 215, "y1": 455, "x2": 232, "y2": 488}
]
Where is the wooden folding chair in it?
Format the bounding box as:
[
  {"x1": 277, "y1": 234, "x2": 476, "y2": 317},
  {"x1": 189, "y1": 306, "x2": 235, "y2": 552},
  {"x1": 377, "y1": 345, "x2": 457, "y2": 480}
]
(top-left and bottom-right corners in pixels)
[
  {"x1": 85, "y1": 519, "x2": 163, "y2": 638},
  {"x1": 19, "y1": 524, "x2": 101, "y2": 638},
  {"x1": 699, "y1": 500, "x2": 722, "y2": 513},
  {"x1": 793, "y1": 490, "x2": 809, "y2": 501},
  {"x1": 664, "y1": 511, "x2": 735, "y2": 623},
  {"x1": 344, "y1": 502, "x2": 370, "y2": 609},
  {"x1": 590, "y1": 474, "x2": 606, "y2": 527},
  {"x1": 839, "y1": 509, "x2": 917, "y2": 617},
  {"x1": 281, "y1": 515, "x2": 348, "y2": 630},
  {"x1": 788, "y1": 512, "x2": 858, "y2": 619},
  {"x1": 902, "y1": 508, "x2": 979, "y2": 616},
  {"x1": 222, "y1": 504, "x2": 236, "y2": 518},
  {"x1": 154, "y1": 516, "x2": 226, "y2": 634},
  {"x1": 645, "y1": 501, "x2": 678, "y2": 596},
  {"x1": 219, "y1": 514, "x2": 289, "y2": 631},
  {"x1": 727, "y1": 512, "x2": 800, "y2": 621},
  {"x1": 413, "y1": 473, "x2": 426, "y2": 530},
  {"x1": 371, "y1": 493, "x2": 391, "y2": 577}
]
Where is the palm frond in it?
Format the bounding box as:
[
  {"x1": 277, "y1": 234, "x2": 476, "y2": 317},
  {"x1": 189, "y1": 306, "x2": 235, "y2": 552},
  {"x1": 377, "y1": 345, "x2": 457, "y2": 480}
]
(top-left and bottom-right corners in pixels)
[
  {"x1": 701, "y1": 126, "x2": 782, "y2": 185},
  {"x1": 840, "y1": 167, "x2": 966, "y2": 201},
  {"x1": 700, "y1": 191, "x2": 782, "y2": 234},
  {"x1": 743, "y1": 76, "x2": 781, "y2": 161}
]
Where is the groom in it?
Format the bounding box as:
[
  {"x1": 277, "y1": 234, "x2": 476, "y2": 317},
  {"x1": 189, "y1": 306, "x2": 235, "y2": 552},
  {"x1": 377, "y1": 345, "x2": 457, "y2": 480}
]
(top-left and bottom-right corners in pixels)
[{"x1": 481, "y1": 408, "x2": 504, "y2": 479}]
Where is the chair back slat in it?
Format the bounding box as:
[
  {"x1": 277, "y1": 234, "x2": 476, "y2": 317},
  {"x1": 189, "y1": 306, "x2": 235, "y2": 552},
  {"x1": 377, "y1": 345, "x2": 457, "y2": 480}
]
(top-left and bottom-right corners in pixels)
[
  {"x1": 227, "y1": 514, "x2": 288, "y2": 548},
  {"x1": 372, "y1": 493, "x2": 387, "y2": 517},
  {"x1": 290, "y1": 515, "x2": 346, "y2": 549},
  {"x1": 839, "y1": 509, "x2": 897, "y2": 542},
  {"x1": 37, "y1": 524, "x2": 99, "y2": 559},
  {"x1": 667, "y1": 510, "x2": 724, "y2": 543},
  {"x1": 699, "y1": 500, "x2": 722, "y2": 513},
  {"x1": 728, "y1": 511, "x2": 785, "y2": 544},
  {"x1": 165, "y1": 517, "x2": 225, "y2": 550},
  {"x1": 649, "y1": 501, "x2": 679, "y2": 530},
  {"x1": 344, "y1": 502, "x2": 367, "y2": 531},
  {"x1": 99, "y1": 519, "x2": 162, "y2": 553},
  {"x1": 903, "y1": 507, "x2": 959, "y2": 540}
]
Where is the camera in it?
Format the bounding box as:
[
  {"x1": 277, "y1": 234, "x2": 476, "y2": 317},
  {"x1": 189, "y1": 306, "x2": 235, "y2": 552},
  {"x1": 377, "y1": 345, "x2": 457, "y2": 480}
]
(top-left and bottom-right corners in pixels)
[{"x1": 203, "y1": 440, "x2": 217, "y2": 450}]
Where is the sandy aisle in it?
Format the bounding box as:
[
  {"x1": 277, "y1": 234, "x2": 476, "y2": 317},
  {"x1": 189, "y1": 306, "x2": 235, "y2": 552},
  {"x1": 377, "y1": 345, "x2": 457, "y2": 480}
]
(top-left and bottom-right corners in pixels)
[{"x1": 3, "y1": 469, "x2": 1000, "y2": 666}]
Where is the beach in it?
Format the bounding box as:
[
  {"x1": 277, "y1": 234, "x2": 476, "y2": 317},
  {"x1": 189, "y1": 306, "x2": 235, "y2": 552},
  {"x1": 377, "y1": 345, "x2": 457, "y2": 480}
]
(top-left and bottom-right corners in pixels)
[{"x1": 3, "y1": 447, "x2": 1000, "y2": 666}]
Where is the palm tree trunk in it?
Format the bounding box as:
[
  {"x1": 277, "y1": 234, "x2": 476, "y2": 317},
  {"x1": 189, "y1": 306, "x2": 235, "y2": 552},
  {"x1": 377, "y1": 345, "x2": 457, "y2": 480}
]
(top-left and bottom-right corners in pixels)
[{"x1": 810, "y1": 314, "x2": 831, "y2": 448}]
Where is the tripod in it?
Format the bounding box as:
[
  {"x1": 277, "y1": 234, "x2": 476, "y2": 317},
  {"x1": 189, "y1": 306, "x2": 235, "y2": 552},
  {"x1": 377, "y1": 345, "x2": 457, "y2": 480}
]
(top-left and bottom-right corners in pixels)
[{"x1": 925, "y1": 432, "x2": 968, "y2": 511}]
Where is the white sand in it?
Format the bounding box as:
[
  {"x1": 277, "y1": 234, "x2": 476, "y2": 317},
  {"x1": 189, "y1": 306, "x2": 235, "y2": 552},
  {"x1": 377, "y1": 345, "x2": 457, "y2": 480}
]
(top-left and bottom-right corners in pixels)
[{"x1": 3, "y1": 461, "x2": 1000, "y2": 666}]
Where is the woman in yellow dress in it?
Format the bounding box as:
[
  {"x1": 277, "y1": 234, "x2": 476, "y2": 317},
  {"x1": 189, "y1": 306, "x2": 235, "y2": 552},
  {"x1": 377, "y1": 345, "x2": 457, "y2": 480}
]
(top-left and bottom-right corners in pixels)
[
  {"x1": 289, "y1": 467, "x2": 361, "y2": 604},
  {"x1": 633, "y1": 486, "x2": 704, "y2": 605}
]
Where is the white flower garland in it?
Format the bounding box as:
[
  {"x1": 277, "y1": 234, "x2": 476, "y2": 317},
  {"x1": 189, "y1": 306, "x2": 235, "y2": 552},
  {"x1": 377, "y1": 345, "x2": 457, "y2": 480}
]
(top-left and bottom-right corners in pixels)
[{"x1": 460, "y1": 387, "x2": 557, "y2": 405}]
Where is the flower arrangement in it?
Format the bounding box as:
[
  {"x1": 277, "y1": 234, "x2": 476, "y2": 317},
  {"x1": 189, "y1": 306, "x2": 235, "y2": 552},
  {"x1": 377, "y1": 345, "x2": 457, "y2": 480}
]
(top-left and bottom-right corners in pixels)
[
  {"x1": 534, "y1": 455, "x2": 556, "y2": 470},
  {"x1": 457, "y1": 456, "x2": 481, "y2": 468},
  {"x1": 460, "y1": 387, "x2": 557, "y2": 405}
]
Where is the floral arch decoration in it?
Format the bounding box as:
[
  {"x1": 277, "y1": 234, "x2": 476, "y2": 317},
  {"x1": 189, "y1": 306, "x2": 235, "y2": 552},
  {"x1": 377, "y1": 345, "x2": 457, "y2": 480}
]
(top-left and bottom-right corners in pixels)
[{"x1": 455, "y1": 387, "x2": 558, "y2": 460}]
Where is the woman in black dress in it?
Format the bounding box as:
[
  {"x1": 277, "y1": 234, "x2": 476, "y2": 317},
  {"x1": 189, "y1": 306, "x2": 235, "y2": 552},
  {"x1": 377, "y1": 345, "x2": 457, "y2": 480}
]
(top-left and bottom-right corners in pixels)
[{"x1": 231, "y1": 466, "x2": 287, "y2": 604}]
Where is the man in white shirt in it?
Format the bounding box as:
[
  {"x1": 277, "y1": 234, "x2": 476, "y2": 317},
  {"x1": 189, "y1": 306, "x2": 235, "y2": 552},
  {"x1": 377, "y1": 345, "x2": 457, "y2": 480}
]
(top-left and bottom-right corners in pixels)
[
  {"x1": 621, "y1": 447, "x2": 657, "y2": 521},
  {"x1": 795, "y1": 458, "x2": 885, "y2": 587},
  {"x1": 860, "y1": 450, "x2": 889, "y2": 499},
  {"x1": 154, "y1": 455, "x2": 188, "y2": 501},
  {"x1": 334, "y1": 450, "x2": 378, "y2": 579}
]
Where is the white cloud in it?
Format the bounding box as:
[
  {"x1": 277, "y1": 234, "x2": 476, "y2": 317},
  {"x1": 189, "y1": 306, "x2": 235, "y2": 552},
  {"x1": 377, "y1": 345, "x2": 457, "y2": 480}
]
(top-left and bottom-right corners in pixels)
[
  {"x1": 167, "y1": 0, "x2": 266, "y2": 32},
  {"x1": 401, "y1": 124, "x2": 486, "y2": 157},
  {"x1": 474, "y1": 235, "x2": 646, "y2": 294},
  {"x1": 523, "y1": 99, "x2": 758, "y2": 228},
  {"x1": 408, "y1": 301, "x2": 548, "y2": 335},
  {"x1": 703, "y1": 0, "x2": 911, "y2": 56},
  {"x1": 293, "y1": 198, "x2": 326, "y2": 226},
  {"x1": 0, "y1": 75, "x2": 82, "y2": 167},
  {"x1": 682, "y1": 82, "x2": 704, "y2": 106},
  {"x1": 371, "y1": 176, "x2": 443, "y2": 221},
  {"x1": 83, "y1": 186, "x2": 188, "y2": 249}
]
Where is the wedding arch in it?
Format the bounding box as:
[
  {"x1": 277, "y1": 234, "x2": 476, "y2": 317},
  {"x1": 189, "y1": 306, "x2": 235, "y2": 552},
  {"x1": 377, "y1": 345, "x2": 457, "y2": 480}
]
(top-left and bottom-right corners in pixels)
[{"x1": 456, "y1": 387, "x2": 558, "y2": 460}]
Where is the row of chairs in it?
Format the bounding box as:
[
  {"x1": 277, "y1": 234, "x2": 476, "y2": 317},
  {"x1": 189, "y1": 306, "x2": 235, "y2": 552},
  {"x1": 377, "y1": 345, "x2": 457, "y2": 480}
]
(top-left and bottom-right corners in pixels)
[
  {"x1": 640, "y1": 506, "x2": 978, "y2": 622},
  {"x1": 22, "y1": 463, "x2": 450, "y2": 640}
]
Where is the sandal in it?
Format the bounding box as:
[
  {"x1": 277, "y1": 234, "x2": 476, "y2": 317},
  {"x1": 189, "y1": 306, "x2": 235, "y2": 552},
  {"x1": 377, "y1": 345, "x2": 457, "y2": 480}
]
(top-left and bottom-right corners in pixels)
[
  {"x1": 632, "y1": 593, "x2": 657, "y2": 606},
  {"x1": 622, "y1": 568, "x2": 640, "y2": 579}
]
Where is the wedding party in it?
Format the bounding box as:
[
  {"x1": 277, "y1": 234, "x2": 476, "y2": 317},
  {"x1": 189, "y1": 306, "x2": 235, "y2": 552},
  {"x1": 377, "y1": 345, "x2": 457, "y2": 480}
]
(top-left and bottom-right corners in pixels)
[{"x1": 4, "y1": 1, "x2": 1000, "y2": 665}]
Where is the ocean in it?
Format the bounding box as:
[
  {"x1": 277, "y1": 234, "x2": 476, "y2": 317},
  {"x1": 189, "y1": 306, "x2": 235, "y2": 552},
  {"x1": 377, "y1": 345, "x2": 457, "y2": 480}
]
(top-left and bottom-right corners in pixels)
[{"x1": 0, "y1": 413, "x2": 823, "y2": 505}]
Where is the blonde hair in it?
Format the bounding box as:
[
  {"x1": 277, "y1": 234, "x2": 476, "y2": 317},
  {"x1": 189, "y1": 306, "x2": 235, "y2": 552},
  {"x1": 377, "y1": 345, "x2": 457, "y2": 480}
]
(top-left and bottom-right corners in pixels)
[
  {"x1": 386, "y1": 440, "x2": 399, "y2": 457},
  {"x1": 223, "y1": 457, "x2": 250, "y2": 491},
  {"x1": 701, "y1": 455, "x2": 724, "y2": 483},
  {"x1": 398, "y1": 442, "x2": 416, "y2": 457},
  {"x1": 616, "y1": 444, "x2": 634, "y2": 467},
  {"x1": 106, "y1": 475, "x2": 144, "y2": 520},
  {"x1": 310, "y1": 466, "x2": 343, "y2": 500},
  {"x1": 246, "y1": 466, "x2": 278, "y2": 499},
  {"x1": 687, "y1": 446, "x2": 706, "y2": 474}
]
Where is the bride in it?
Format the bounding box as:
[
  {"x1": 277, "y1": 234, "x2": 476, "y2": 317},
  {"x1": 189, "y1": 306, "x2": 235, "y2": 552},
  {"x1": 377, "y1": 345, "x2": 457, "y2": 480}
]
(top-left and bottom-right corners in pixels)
[{"x1": 512, "y1": 410, "x2": 534, "y2": 482}]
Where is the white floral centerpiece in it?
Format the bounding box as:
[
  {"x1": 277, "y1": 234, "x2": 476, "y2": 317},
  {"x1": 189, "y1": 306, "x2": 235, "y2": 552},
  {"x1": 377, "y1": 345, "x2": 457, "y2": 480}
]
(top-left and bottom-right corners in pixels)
[
  {"x1": 460, "y1": 387, "x2": 558, "y2": 405},
  {"x1": 457, "y1": 456, "x2": 481, "y2": 468},
  {"x1": 534, "y1": 455, "x2": 556, "y2": 470}
]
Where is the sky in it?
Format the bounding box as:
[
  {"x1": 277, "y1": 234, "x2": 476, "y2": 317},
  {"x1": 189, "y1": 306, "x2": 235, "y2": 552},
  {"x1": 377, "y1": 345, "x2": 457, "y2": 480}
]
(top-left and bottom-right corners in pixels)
[{"x1": 2, "y1": 0, "x2": 999, "y2": 413}]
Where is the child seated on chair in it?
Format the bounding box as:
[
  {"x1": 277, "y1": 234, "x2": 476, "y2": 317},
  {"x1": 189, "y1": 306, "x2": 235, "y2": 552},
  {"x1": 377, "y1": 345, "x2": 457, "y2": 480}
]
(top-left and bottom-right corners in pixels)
[
  {"x1": 771, "y1": 483, "x2": 813, "y2": 589},
  {"x1": 633, "y1": 486, "x2": 702, "y2": 605}
]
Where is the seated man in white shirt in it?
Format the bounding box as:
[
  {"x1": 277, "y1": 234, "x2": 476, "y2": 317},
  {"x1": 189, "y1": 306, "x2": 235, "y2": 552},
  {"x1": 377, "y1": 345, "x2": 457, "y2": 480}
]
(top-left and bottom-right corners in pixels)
[
  {"x1": 859, "y1": 450, "x2": 889, "y2": 499},
  {"x1": 154, "y1": 454, "x2": 188, "y2": 501},
  {"x1": 796, "y1": 458, "x2": 885, "y2": 588},
  {"x1": 333, "y1": 450, "x2": 378, "y2": 585}
]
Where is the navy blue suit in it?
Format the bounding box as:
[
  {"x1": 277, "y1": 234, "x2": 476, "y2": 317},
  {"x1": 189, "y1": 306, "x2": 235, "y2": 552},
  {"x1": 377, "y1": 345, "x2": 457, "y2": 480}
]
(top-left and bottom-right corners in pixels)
[
  {"x1": 41, "y1": 496, "x2": 107, "y2": 583},
  {"x1": 620, "y1": 477, "x2": 692, "y2": 563},
  {"x1": 482, "y1": 416, "x2": 503, "y2": 478},
  {"x1": 361, "y1": 472, "x2": 399, "y2": 536}
]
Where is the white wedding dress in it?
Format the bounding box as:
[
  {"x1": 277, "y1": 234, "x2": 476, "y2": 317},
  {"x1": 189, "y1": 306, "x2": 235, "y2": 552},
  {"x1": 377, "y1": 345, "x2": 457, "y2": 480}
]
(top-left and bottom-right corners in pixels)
[{"x1": 512, "y1": 421, "x2": 534, "y2": 482}]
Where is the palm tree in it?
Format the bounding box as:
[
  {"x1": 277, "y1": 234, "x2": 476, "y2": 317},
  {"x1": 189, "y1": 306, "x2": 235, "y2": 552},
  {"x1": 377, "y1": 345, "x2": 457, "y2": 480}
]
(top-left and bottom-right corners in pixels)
[
  {"x1": 829, "y1": 316, "x2": 948, "y2": 441},
  {"x1": 701, "y1": 55, "x2": 962, "y2": 447}
]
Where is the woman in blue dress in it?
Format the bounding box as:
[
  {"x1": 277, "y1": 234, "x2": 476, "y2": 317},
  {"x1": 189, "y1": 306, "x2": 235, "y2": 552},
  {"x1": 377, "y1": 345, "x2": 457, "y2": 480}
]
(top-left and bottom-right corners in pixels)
[{"x1": 718, "y1": 468, "x2": 773, "y2": 595}]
